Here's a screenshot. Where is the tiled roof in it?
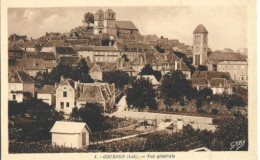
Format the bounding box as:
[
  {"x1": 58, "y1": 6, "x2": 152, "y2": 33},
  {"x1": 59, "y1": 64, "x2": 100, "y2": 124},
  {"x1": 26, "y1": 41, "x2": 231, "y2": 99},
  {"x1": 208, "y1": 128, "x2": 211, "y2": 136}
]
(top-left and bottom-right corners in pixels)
[
  {"x1": 77, "y1": 46, "x2": 94, "y2": 51},
  {"x1": 131, "y1": 53, "x2": 159, "y2": 66},
  {"x1": 193, "y1": 24, "x2": 208, "y2": 34},
  {"x1": 208, "y1": 52, "x2": 246, "y2": 61},
  {"x1": 37, "y1": 85, "x2": 55, "y2": 94},
  {"x1": 115, "y1": 21, "x2": 138, "y2": 30},
  {"x1": 8, "y1": 70, "x2": 34, "y2": 83},
  {"x1": 58, "y1": 56, "x2": 80, "y2": 66},
  {"x1": 77, "y1": 84, "x2": 105, "y2": 102},
  {"x1": 210, "y1": 78, "x2": 228, "y2": 88},
  {"x1": 38, "y1": 52, "x2": 56, "y2": 60},
  {"x1": 50, "y1": 121, "x2": 90, "y2": 133},
  {"x1": 17, "y1": 59, "x2": 46, "y2": 70},
  {"x1": 23, "y1": 42, "x2": 36, "y2": 48},
  {"x1": 192, "y1": 71, "x2": 232, "y2": 81},
  {"x1": 43, "y1": 40, "x2": 64, "y2": 47},
  {"x1": 93, "y1": 46, "x2": 118, "y2": 51},
  {"x1": 56, "y1": 47, "x2": 76, "y2": 55},
  {"x1": 191, "y1": 78, "x2": 207, "y2": 86},
  {"x1": 44, "y1": 61, "x2": 57, "y2": 68}
]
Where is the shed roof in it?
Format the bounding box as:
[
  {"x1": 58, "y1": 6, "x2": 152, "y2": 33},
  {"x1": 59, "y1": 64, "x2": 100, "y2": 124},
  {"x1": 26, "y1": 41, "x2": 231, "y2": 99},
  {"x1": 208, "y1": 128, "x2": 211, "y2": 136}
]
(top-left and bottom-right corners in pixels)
[
  {"x1": 50, "y1": 121, "x2": 91, "y2": 133},
  {"x1": 77, "y1": 85, "x2": 105, "y2": 102}
]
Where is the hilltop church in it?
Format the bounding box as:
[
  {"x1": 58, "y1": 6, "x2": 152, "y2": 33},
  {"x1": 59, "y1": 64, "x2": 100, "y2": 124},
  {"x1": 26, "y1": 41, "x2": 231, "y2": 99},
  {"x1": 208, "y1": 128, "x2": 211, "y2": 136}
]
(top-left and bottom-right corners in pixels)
[{"x1": 93, "y1": 9, "x2": 140, "y2": 38}]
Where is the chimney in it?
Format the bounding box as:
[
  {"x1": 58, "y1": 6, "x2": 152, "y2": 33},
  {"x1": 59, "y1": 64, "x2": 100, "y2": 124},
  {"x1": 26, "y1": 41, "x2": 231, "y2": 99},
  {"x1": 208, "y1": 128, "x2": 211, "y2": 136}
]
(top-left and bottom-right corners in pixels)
[
  {"x1": 60, "y1": 75, "x2": 65, "y2": 82},
  {"x1": 174, "y1": 60, "x2": 178, "y2": 71}
]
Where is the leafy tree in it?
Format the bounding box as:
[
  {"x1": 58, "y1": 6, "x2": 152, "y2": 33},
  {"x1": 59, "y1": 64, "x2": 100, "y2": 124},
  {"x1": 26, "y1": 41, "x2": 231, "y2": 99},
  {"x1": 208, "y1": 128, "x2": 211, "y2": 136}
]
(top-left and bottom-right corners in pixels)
[
  {"x1": 72, "y1": 58, "x2": 94, "y2": 83},
  {"x1": 126, "y1": 78, "x2": 157, "y2": 111},
  {"x1": 196, "y1": 87, "x2": 212, "y2": 108},
  {"x1": 103, "y1": 70, "x2": 130, "y2": 89},
  {"x1": 212, "y1": 113, "x2": 248, "y2": 150},
  {"x1": 70, "y1": 103, "x2": 110, "y2": 132},
  {"x1": 160, "y1": 71, "x2": 195, "y2": 106},
  {"x1": 83, "y1": 12, "x2": 94, "y2": 26},
  {"x1": 140, "y1": 64, "x2": 162, "y2": 81}
]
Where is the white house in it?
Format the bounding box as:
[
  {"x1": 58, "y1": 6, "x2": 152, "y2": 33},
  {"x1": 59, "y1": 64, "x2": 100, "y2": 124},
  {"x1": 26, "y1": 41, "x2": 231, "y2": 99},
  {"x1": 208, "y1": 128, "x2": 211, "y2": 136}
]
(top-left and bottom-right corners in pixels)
[
  {"x1": 8, "y1": 70, "x2": 35, "y2": 102},
  {"x1": 50, "y1": 121, "x2": 91, "y2": 149}
]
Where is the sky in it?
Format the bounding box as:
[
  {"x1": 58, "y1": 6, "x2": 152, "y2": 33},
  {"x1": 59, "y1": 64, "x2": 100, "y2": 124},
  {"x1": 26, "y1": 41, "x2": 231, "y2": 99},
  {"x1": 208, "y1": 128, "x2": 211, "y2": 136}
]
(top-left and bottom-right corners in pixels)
[{"x1": 8, "y1": 6, "x2": 247, "y2": 51}]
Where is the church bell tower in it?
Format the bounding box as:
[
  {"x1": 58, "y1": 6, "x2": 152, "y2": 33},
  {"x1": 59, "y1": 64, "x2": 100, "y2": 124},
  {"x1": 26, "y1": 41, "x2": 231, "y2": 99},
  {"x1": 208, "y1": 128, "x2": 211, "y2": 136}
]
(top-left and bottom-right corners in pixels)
[{"x1": 192, "y1": 24, "x2": 208, "y2": 66}]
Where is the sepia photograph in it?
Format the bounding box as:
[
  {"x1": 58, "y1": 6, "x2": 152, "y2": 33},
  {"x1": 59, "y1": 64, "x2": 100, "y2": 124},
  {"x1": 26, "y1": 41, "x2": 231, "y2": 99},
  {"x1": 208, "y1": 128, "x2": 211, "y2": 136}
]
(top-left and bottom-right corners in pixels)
[{"x1": 1, "y1": 0, "x2": 257, "y2": 159}]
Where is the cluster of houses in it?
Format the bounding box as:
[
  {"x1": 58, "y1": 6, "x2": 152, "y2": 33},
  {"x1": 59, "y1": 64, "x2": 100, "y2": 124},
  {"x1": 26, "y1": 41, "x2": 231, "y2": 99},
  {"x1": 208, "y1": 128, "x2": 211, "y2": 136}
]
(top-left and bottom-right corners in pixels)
[
  {"x1": 8, "y1": 8, "x2": 248, "y2": 109},
  {"x1": 7, "y1": 8, "x2": 249, "y2": 149}
]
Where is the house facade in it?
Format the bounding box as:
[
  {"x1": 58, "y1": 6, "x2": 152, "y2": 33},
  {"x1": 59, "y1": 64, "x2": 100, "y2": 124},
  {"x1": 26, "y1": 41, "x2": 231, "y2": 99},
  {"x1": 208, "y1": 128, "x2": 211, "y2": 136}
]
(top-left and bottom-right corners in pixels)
[{"x1": 37, "y1": 85, "x2": 56, "y2": 105}]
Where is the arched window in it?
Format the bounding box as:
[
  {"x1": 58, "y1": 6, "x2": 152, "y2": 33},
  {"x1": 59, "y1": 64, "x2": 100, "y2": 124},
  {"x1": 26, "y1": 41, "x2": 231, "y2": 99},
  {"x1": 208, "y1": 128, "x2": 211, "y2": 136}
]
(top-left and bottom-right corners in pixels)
[{"x1": 99, "y1": 30, "x2": 102, "y2": 34}]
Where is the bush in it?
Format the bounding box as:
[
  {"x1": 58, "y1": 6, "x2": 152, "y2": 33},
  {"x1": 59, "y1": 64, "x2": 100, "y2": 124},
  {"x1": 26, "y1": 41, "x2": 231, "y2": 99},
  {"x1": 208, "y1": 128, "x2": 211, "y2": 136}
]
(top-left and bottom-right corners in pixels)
[{"x1": 212, "y1": 108, "x2": 219, "y2": 115}]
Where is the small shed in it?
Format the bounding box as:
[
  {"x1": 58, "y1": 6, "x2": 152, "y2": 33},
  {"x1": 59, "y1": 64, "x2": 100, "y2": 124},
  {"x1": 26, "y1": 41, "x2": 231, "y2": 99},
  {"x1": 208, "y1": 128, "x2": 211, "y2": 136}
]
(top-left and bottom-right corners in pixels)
[{"x1": 50, "y1": 121, "x2": 91, "y2": 149}]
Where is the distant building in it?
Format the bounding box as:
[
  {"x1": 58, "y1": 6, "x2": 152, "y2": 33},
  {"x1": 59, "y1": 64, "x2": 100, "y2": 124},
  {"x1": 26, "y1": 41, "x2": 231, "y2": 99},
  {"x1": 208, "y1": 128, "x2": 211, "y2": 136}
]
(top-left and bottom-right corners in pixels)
[
  {"x1": 191, "y1": 71, "x2": 233, "y2": 94},
  {"x1": 50, "y1": 121, "x2": 91, "y2": 149},
  {"x1": 8, "y1": 70, "x2": 35, "y2": 102},
  {"x1": 88, "y1": 62, "x2": 103, "y2": 81},
  {"x1": 80, "y1": 46, "x2": 121, "y2": 63},
  {"x1": 207, "y1": 51, "x2": 248, "y2": 83},
  {"x1": 93, "y1": 9, "x2": 139, "y2": 37},
  {"x1": 192, "y1": 24, "x2": 208, "y2": 66}
]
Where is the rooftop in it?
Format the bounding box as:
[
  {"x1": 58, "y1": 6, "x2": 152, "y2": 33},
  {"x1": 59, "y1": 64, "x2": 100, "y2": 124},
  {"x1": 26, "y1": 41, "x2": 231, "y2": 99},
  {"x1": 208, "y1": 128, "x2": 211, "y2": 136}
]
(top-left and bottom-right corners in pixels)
[
  {"x1": 193, "y1": 24, "x2": 208, "y2": 34},
  {"x1": 50, "y1": 121, "x2": 91, "y2": 133}
]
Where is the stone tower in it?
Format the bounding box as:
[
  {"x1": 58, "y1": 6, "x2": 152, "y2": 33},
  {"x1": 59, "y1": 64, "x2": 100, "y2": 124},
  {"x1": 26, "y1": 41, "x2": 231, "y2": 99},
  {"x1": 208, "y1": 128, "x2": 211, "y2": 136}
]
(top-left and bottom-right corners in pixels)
[
  {"x1": 94, "y1": 9, "x2": 104, "y2": 35},
  {"x1": 192, "y1": 24, "x2": 208, "y2": 66},
  {"x1": 103, "y1": 9, "x2": 117, "y2": 36}
]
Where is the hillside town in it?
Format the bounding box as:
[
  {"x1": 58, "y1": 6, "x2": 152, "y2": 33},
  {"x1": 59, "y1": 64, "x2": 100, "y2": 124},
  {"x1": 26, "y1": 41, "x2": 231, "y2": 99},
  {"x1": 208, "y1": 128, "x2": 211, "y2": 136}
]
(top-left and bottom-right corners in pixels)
[{"x1": 8, "y1": 9, "x2": 248, "y2": 152}]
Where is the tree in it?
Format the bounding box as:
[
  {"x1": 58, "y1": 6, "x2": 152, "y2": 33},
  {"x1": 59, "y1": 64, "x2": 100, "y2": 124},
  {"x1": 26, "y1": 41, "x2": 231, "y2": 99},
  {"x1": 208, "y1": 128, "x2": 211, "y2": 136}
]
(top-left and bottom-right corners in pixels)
[
  {"x1": 126, "y1": 78, "x2": 157, "y2": 111},
  {"x1": 83, "y1": 12, "x2": 94, "y2": 26},
  {"x1": 160, "y1": 71, "x2": 195, "y2": 106},
  {"x1": 70, "y1": 103, "x2": 109, "y2": 132},
  {"x1": 212, "y1": 113, "x2": 248, "y2": 150},
  {"x1": 140, "y1": 64, "x2": 162, "y2": 81},
  {"x1": 103, "y1": 70, "x2": 130, "y2": 89},
  {"x1": 196, "y1": 87, "x2": 213, "y2": 108},
  {"x1": 198, "y1": 65, "x2": 208, "y2": 71},
  {"x1": 72, "y1": 58, "x2": 94, "y2": 83}
]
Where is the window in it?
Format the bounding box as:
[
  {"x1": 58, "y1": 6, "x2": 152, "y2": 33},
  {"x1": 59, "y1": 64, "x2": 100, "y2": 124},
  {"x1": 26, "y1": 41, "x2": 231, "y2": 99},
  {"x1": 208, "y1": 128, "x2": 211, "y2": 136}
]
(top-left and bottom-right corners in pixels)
[
  {"x1": 13, "y1": 95, "x2": 16, "y2": 100},
  {"x1": 66, "y1": 102, "x2": 69, "y2": 107},
  {"x1": 60, "y1": 102, "x2": 64, "y2": 109},
  {"x1": 63, "y1": 91, "x2": 67, "y2": 97}
]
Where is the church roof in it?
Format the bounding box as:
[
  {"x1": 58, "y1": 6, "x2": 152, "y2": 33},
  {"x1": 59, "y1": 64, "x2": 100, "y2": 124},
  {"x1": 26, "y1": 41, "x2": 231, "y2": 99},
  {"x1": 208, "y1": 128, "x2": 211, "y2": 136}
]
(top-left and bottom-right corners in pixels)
[
  {"x1": 115, "y1": 21, "x2": 138, "y2": 30},
  {"x1": 95, "y1": 9, "x2": 104, "y2": 15},
  {"x1": 208, "y1": 52, "x2": 246, "y2": 61},
  {"x1": 105, "y1": 9, "x2": 115, "y2": 14},
  {"x1": 193, "y1": 24, "x2": 208, "y2": 34}
]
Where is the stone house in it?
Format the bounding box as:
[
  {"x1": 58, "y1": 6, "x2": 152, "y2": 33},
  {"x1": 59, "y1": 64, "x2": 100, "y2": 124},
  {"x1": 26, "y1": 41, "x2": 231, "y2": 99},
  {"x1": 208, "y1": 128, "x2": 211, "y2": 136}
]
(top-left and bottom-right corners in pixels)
[{"x1": 55, "y1": 77, "x2": 115, "y2": 115}]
